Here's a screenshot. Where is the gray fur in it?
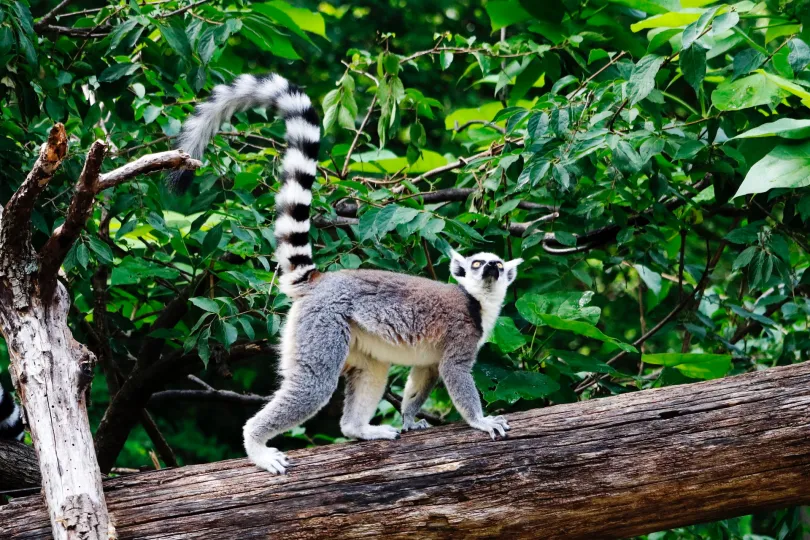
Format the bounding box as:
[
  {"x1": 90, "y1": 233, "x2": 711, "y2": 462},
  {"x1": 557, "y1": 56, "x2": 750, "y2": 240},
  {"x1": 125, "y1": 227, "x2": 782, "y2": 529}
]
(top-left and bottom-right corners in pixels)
[{"x1": 244, "y1": 262, "x2": 521, "y2": 474}]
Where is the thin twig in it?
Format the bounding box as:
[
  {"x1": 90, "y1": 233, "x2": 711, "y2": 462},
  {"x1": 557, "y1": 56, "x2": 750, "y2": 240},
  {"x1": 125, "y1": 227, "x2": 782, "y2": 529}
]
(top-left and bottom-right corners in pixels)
[
  {"x1": 341, "y1": 94, "x2": 377, "y2": 178},
  {"x1": 566, "y1": 51, "x2": 627, "y2": 99},
  {"x1": 159, "y1": 0, "x2": 213, "y2": 18},
  {"x1": 384, "y1": 391, "x2": 445, "y2": 425},
  {"x1": 423, "y1": 238, "x2": 437, "y2": 280},
  {"x1": 453, "y1": 120, "x2": 506, "y2": 134},
  {"x1": 35, "y1": 0, "x2": 75, "y2": 29}
]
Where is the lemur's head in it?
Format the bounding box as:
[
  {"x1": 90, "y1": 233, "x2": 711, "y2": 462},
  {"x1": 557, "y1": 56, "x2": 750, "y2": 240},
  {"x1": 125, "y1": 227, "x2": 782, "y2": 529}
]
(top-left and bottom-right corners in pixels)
[{"x1": 450, "y1": 250, "x2": 523, "y2": 298}]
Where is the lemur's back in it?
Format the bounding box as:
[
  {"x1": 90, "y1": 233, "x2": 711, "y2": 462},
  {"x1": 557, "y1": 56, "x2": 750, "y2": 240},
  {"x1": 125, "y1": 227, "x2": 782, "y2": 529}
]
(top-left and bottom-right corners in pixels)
[{"x1": 302, "y1": 269, "x2": 482, "y2": 350}]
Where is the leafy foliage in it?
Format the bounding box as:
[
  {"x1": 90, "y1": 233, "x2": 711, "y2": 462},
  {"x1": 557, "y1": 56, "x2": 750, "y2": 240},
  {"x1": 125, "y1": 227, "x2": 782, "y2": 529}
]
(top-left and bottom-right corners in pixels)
[{"x1": 2, "y1": 0, "x2": 810, "y2": 535}]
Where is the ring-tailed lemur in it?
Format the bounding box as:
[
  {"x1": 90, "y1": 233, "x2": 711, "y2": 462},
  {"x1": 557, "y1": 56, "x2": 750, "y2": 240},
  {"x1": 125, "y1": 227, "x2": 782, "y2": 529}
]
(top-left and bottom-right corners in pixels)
[
  {"x1": 0, "y1": 383, "x2": 25, "y2": 441},
  {"x1": 172, "y1": 73, "x2": 523, "y2": 474}
]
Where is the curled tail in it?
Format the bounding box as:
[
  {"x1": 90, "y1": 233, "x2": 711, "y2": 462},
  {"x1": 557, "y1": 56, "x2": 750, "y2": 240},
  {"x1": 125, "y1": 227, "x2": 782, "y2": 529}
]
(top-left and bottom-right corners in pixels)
[
  {"x1": 0, "y1": 383, "x2": 24, "y2": 441},
  {"x1": 172, "y1": 73, "x2": 321, "y2": 297}
]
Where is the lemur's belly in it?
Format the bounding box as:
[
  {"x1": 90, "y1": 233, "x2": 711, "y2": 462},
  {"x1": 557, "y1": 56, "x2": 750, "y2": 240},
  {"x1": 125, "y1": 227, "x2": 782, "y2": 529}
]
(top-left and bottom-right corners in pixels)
[{"x1": 349, "y1": 327, "x2": 441, "y2": 367}]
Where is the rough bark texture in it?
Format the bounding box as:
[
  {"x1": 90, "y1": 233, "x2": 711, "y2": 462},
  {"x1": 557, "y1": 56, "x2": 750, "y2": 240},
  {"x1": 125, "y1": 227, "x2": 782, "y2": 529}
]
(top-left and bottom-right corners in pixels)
[
  {"x1": 3, "y1": 361, "x2": 810, "y2": 539},
  {"x1": 0, "y1": 285, "x2": 112, "y2": 540},
  {"x1": 0, "y1": 439, "x2": 40, "y2": 490}
]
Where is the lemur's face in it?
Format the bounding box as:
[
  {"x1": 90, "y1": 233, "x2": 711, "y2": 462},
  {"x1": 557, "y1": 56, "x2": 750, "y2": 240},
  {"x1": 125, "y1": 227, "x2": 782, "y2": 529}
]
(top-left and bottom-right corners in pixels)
[{"x1": 449, "y1": 250, "x2": 523, "y2": 295}]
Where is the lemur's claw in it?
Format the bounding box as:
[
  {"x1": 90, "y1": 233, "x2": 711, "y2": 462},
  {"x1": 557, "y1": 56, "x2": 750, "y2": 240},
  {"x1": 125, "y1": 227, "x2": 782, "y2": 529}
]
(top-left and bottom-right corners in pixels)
[
  {"x1": 401, "y1": 418, "x2": 432, "y2": 432},
  {"x1": 472, "y1": 415, "x2": 510, "y2": 440}
]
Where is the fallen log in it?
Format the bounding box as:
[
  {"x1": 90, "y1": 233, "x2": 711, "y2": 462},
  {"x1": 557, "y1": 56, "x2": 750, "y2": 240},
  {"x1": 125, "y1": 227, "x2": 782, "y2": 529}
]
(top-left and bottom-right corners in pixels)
[
  {"x1": 0, "y1": 440, "x2": 40, "y2": 491},
  {"x1": 3, "y1": 361, "x2": 810, "y2": 539}
]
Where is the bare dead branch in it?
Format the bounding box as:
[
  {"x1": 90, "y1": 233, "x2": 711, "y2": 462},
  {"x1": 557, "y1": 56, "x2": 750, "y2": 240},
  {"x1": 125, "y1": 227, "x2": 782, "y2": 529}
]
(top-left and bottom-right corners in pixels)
[
  {"x1": 34, "y1": 0, "x2": 75, "y2": 29},
  {"x1": 36, "y1": 24, "x2": 110, "y2": 37},
  {"x1": 96, "y1": 150, "x2": 202, "y2": 191},
  {"x1": 140, "y1": 409, "x2": 178, "y2": 468},
  {"x1": 39, "y1": 140, "x2": 107, "y2": 296},
  {"x1": 1, "y1": 124, "x2": 68, "y2": 243}
]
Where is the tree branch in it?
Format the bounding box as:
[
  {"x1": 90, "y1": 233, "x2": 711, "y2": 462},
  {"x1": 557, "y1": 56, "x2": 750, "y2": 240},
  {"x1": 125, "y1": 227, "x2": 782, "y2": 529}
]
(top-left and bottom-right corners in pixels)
[
  {"x1": 341, "y1": 95, "x2": 377, "y2": 178},
  {"x1": 1, "y1": 124, "x2": 68, "y2": 248},
  {"x1": 39, "y1": 140, "x2": 107, "y2": 296},
  {"x1": 96, "y1": 150, "x2": 201, "y2": 191},
  {"x1": 34, "y1": 0, "x2": 75, "y2": 29}
]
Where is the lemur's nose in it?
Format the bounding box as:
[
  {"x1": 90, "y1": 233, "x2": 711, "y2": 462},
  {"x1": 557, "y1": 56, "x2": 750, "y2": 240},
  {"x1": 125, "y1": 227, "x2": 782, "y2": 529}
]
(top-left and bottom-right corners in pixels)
[{"x1": 485, "y1": 261, "x2": 498, "y2": 268}]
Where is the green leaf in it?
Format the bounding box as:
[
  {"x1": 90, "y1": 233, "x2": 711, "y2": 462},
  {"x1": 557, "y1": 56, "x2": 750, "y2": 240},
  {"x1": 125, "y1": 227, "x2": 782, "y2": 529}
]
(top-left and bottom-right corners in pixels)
[
  {"x1": 15, "y1": 30, "x2": 37, "y2": 65},
  {"x1": 87, "y1": 236, "x2": 114, "y2": 264},
  {"x1": 265, "y1": 0, "x2": 326, "y2": 38},
  {"x1": 787, "y1": 38, "x2": 810, "y2": 73},
  {"x1": 439, "y1": 50, "x2": 454, "y2": 70},
  {"x1": 485, "y1": 0, "x2": 532, "y2": 31},
  {"x1": 734, "y1": 142, "x2": 810, "y2": 198},
  {"x1": 159, "y1": 25, "x2": 192, "y2": 58},
  {"x1": 681, "y1": 6, "x2": 718, "y2": 50},
  {"x1": 492, "y1": 371, "x2": 560, "y2": 404},
  {"x1": 99, "y1": 63, "x2": 140, "y2": 83},
  {"x1": 732, "y1": 246, "x2": 758, "y2": 270},
  {"x1": 550, "y1": 349, "x2": 618, "y2": 375},
  {"x1": 642, "y1": 353, "x2": 731, "y2": 380},
  {"x1": 733, "y1": 118, "x2": 810, "y2": 140},
  {"x1": 711, "y1": 11, "x2": 739, "y2": 35},
  {"x1": 634, "y1": 264, "x2": 662, "y2": 295},
  {"x1": 732, "y1": 49, "x2": 766, "y2": 79},
  {"x1": 190, "y1": 297, "x2": 221, "y2": 313},
  {"x1": 108, "y1": 18, "x2": 139, "y2": 52},
  {"x1": 517, "y1": 295, "x2": 635, "y2": 352},
  {"x1": 724, "y1": 222, "x2": 762, "y2": 244},
  {"x1": 680, "y1": 44, "x2": 706, "y2": 93},
  {"x1": 626, "y1": 54, "x2": 665, "y2": 105},
  {"x1": 489, "y1": 317, "x2": 527, "y2": 353},
  {"x1": 76, "y1": 243, "x2": 90, "y2": 269},
  {"x1": 711, "y1": 73, "x2": 784, "y2": 111},
  {"x1": 631, "y1": 11, "x2": 701, "y2": 32}
]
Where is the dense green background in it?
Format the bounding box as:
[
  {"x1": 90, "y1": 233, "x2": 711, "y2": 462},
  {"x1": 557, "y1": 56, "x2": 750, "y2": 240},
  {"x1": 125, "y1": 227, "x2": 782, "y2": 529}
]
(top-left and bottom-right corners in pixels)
[{"x1": 2, "y1": 0, "x2": 810, "y2": 537}]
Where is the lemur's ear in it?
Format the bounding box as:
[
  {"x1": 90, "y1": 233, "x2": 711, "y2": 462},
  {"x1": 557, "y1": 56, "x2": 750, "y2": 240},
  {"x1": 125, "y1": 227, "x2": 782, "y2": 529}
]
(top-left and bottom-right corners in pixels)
[
  {"x1": 450, "y1": 249, "x2": 468, "y2": 279},
  {"x1": 504, "y1": 258, "x2": 523, "y2": 284}
]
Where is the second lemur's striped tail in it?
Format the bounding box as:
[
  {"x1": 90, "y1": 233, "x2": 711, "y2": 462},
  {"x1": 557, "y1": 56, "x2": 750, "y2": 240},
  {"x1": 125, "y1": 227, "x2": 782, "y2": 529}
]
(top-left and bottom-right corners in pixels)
[
  {"x1": 0, "y1": 383, "x2": 24, "y2": 442},
  {"x1": 170, "y1": 74, "x2": 321, "y2": 296}
]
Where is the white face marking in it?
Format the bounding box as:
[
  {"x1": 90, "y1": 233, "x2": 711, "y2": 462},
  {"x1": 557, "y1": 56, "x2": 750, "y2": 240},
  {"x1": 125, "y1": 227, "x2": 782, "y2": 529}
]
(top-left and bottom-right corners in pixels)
[{"x1": 449, "y1": 250, "x2": 523, "y2": 346}]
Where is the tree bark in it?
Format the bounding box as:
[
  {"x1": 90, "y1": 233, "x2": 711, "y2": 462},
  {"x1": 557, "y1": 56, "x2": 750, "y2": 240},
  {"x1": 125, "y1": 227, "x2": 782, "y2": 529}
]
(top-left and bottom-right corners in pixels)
[
  {"x1": 0, "y1": 439, "x2": 40, "y2": 491},
  {"x1": 3, "y1": 361, "x2": 810, "y2": 539}
]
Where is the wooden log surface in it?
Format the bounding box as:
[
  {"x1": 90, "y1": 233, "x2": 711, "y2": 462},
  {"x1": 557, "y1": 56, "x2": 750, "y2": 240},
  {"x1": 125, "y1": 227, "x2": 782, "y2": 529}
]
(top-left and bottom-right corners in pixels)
[
  {"x1": 0, "y1": 440, "x2": 40, "y2": 491},
  {"x1": 3, "y1": 361, "x2": 810, "y2": 539}
]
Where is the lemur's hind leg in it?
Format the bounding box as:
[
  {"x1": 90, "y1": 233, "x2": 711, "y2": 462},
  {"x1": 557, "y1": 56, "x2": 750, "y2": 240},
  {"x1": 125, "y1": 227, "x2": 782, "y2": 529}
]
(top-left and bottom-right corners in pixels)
[
  {"x1": 243, "y1": 305, "x2": 349, "y2": 474},
  {"x1": 340, "y1": 353, "x2": 398, "y2": 440},
  {"x1": 400, "y1": 365, "x2": 439, "y2": 432}
]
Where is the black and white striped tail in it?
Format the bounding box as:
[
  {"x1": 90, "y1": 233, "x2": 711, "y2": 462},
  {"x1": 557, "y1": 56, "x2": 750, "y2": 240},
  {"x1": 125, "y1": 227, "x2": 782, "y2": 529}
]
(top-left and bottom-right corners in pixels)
[
  {"x1": 170, "y1": 74, "x2": 321, "y2": 296},
  {"x1": 0, "y1": 383, "x2": 24, "y2": 441}
]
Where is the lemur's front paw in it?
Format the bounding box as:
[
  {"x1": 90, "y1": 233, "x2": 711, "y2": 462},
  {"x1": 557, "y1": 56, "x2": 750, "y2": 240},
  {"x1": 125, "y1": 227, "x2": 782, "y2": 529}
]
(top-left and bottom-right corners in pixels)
[
  {"x1": 401, "y1": 418, "x2": 432, "y2": 432},
  {"x1": 470, "y1": 415, "x2": 510, "y2": 440}
]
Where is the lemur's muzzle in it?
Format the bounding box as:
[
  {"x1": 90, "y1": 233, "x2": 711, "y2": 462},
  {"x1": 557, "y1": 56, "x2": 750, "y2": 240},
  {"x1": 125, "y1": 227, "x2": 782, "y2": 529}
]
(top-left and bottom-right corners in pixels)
[{"x1": 482, "y1": 261, "x2": 500, "y2": 279}]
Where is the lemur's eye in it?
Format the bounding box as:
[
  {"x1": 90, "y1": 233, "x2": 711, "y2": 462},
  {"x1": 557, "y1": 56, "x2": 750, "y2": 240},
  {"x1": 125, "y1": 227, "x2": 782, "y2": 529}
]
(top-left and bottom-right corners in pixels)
[
  {"x1": 471, "y1": 261, "x2": 482, "y2": 269},
  {"x1": 496, "y1": 262, "x2": 504, "y2": 269}
]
